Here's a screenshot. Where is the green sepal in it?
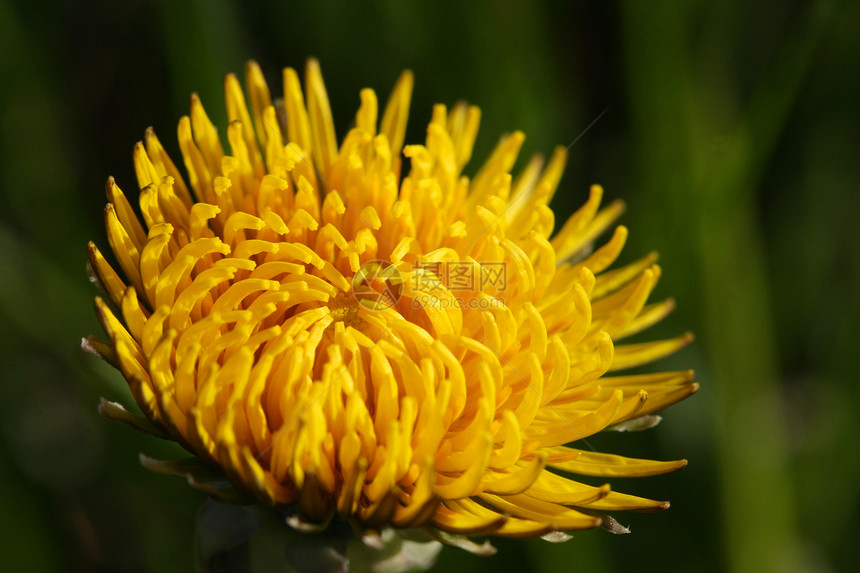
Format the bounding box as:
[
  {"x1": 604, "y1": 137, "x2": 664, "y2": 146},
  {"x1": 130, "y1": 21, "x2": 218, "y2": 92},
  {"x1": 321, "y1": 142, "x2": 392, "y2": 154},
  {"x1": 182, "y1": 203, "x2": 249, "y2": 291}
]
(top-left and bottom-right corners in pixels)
[
  {"x1": 98, "y1": 397, "x2": 170, "y2": 438},
  {"x1": 140, "y1": 454, "x2": 249, "y2": 505},
  {"x1": 606, "y1": 414, "x2": 662, "y2": 432}
]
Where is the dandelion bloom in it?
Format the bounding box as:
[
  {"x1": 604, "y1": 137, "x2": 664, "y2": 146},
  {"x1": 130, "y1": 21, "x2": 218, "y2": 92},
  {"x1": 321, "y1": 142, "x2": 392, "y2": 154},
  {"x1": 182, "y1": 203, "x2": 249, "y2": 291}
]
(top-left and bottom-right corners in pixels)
[{"x1": 86, "y1": 59, "x2": 696, "y2": 548}]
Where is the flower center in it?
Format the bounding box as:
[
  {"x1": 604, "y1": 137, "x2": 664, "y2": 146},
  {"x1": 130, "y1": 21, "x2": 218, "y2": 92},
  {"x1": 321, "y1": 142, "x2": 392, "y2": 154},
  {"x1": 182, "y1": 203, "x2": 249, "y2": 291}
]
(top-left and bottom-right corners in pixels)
[{"x1": 327, "y1": 292, "x2": 362, "y2": 328}]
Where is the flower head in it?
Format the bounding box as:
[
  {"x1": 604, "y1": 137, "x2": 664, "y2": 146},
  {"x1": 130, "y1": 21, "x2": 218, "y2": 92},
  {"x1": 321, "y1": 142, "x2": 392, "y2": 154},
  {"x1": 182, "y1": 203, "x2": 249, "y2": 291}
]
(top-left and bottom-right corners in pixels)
[{"x1": 86, "y1": 59, "x2": 696, "y2": 547}]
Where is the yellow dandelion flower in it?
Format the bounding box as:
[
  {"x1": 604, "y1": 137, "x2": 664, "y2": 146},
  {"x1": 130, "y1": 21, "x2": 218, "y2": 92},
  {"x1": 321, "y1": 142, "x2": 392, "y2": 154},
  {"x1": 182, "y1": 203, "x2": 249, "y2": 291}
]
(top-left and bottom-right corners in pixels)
[{"x1": 86, "y1": 59, "x2": 697, "y2": 548}]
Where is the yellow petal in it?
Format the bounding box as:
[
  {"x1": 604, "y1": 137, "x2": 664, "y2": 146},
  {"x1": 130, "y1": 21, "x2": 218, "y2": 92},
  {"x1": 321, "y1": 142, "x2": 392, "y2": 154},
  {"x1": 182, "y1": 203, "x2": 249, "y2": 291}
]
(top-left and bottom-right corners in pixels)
[{"x1": 380, "y1": 69, "x2": 414, "y2": 159}]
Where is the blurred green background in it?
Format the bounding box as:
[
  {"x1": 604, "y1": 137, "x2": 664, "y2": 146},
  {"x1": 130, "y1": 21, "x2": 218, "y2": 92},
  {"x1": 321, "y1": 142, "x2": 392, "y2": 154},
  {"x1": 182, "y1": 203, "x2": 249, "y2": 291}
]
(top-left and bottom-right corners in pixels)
[{"x1": 1, "y1": 0, "x2": 857, "y2": 571}]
